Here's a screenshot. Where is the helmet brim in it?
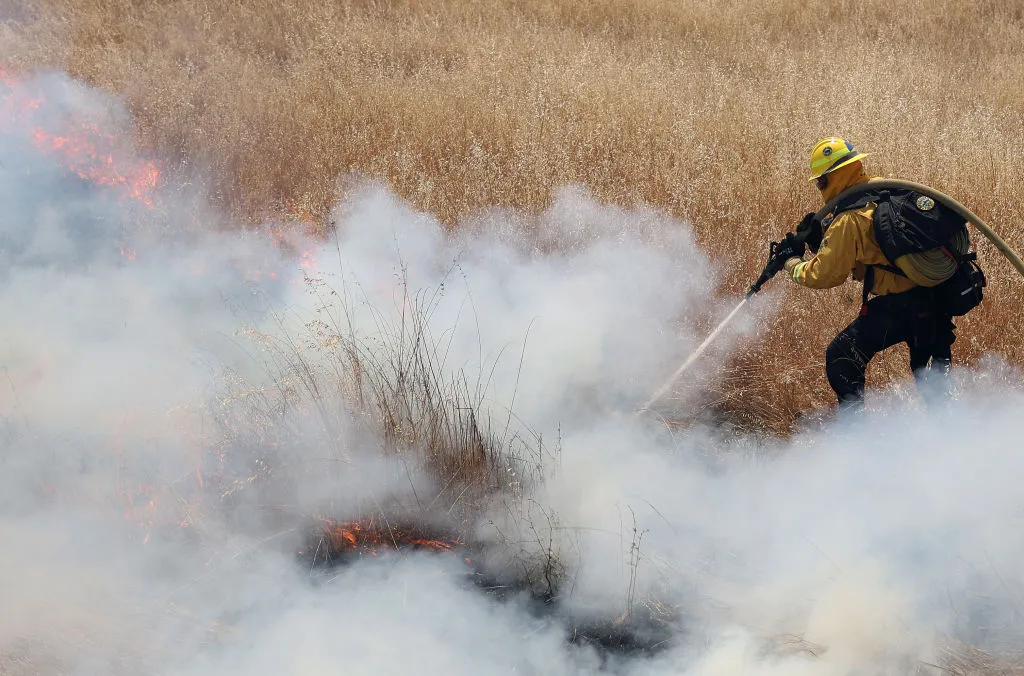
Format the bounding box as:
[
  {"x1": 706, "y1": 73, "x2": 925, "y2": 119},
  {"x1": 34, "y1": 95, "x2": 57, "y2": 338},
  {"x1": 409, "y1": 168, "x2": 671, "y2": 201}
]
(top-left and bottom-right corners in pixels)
[{"x1": 808, "y1": 152, "x2": 869, "y2": 181}]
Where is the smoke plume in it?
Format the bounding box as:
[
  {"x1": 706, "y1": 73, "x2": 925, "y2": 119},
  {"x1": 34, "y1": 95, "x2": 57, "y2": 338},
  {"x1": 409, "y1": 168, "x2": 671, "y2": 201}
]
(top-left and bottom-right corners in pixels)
[{"x1": 1, "y1": 70, "x2": 1022, "y2": 676}]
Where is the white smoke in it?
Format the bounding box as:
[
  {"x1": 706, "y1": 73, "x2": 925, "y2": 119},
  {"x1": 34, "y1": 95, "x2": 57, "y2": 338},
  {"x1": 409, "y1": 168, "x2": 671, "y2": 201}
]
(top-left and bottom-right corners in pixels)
[{"x1": 1, "y1": 71, "x2": 1022, "y2": 676}]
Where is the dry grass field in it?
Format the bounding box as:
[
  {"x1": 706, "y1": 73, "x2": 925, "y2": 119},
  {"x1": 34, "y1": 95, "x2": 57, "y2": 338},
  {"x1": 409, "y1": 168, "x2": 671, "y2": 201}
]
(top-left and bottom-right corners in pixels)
[{"x1": 3, "y1": 0, "x2": 1024, "y2": 432}]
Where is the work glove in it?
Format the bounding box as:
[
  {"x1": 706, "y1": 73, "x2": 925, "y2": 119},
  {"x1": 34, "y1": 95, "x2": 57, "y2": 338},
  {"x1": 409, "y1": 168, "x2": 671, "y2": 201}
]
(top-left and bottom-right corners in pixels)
[
  {"x1": 781, "y1": 231, "x2": 805, "y2": 259},
  {"x1": 796, "y1": 212, "x2": 823, "y2": 253}
]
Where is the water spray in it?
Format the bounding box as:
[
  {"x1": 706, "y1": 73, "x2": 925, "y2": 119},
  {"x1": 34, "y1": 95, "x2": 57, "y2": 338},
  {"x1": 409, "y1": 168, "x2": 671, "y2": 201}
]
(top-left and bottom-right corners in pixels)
[
  {"x1": 636, "y1": 297, "x2": 750, "y2": 415},
  {"x1": 636, "y1": 179, "x2": 1024, "y2": 417},
  {"x1": 634, "y1": 246, "x2": 787, "y2": 415}
]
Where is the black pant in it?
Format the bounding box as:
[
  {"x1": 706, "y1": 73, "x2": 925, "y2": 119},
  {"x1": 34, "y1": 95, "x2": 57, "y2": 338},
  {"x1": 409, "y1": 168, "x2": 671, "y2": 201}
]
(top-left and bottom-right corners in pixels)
[{"x1": 825, "y1": 288, "x2": 956, "y2": 407}]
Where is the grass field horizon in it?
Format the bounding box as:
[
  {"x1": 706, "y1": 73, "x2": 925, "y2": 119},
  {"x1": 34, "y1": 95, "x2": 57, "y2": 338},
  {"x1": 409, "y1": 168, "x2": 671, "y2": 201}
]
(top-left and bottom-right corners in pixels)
[{"x1": 3, "y1": 0, "x2": 1023, "y2": 428}]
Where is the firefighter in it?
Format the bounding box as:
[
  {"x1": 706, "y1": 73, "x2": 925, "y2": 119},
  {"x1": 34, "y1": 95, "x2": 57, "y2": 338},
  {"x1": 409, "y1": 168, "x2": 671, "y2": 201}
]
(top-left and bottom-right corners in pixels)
[{"x1": 783, "y1": 138, "x2": 955, "y2": 408}]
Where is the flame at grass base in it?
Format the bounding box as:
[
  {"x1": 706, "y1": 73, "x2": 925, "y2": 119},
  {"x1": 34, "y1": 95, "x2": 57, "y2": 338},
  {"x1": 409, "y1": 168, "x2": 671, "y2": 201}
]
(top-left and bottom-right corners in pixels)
[{"x1": 304, "y1": 517, "x2": 463, "y2": 565}]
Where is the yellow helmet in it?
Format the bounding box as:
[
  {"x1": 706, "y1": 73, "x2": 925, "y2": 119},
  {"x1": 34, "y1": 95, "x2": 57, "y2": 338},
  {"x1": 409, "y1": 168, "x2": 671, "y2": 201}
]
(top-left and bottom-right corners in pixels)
[{"x1": 808, "y1": 137, "x2": 869, "y2": 181}]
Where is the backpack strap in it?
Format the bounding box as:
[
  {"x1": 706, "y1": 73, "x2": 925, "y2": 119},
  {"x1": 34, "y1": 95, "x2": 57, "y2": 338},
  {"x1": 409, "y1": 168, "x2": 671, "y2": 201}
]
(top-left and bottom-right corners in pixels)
[
  {"x1": 823, "y1": 190, "x2": 884, "y2": 231},
  {"x1": 833, "y1": 187, "x2": 884, "y2": 212},
  {"x1": 861, "y1": 262, "x2": 909, "y2": 307},
  {"x1": 862, "y1": 266, "x2": 874, "y2": 308},
  {"x1": 829, "y1": 189, "x2": 882, "y2": 215}
]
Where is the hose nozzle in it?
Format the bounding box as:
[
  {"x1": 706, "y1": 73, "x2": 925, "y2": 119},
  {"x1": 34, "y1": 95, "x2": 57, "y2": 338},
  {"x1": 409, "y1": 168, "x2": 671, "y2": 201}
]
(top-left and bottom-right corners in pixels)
[{"x1": 748, "y1": 240, "x2": 791, "y2": 298}]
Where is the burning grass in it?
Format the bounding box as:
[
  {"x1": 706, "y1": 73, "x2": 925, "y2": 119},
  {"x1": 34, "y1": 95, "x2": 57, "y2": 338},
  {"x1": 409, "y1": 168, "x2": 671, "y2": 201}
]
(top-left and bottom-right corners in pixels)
[
  {"x1": 300, "y1": 512, "x2": 678, "y2": 656},
  {"x1": 0, "y1": 66, "x2": 160, "y2": 209},
  {"x1": 210, "y1": 275, "x2": 681, "y2": 656},
  {"x1": 304, "y1": 517, "x2": 460, "y2": 563},
  {"x1": 213, "y1": 267, "x2": 550, "y2": 558}
]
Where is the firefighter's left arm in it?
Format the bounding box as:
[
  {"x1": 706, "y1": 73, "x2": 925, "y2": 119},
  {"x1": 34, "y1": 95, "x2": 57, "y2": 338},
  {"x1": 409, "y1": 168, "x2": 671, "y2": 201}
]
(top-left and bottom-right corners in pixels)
[{"x1": 787, "y1": 213, "x2": 859, "y2": 289}]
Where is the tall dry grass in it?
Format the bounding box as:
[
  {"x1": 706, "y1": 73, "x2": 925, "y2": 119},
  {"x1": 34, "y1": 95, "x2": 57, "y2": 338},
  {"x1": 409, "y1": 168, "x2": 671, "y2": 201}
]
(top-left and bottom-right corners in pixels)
[{"x1": 3, "y1": 0, "x2": 1024, "y2": 431}]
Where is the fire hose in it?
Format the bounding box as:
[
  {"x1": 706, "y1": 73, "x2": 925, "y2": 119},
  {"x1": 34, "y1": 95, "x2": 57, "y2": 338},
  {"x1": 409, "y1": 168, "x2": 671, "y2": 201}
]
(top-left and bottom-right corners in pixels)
[{"x1": 636, "y1": 179, "x2": 1024, "y2": 415}]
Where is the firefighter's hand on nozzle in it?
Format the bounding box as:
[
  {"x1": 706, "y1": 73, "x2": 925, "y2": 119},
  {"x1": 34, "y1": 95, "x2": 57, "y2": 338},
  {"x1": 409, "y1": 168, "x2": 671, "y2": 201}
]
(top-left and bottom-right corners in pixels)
[
  {"x1": 782, "y1": 231, "x2": 806, "y2": 259},
  {"x1": 796, "y1": 212, "x2": 823, "y2": 252},
  {"x1": 749, "y1": 237, "x2": 795, "y2": 297}
]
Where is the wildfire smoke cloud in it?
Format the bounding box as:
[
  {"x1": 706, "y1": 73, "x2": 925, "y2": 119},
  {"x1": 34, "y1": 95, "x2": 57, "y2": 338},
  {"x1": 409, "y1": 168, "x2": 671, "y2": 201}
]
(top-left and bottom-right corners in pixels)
[{"x1": 2, "y1": 68, "x2": 1024, "y2": 676}]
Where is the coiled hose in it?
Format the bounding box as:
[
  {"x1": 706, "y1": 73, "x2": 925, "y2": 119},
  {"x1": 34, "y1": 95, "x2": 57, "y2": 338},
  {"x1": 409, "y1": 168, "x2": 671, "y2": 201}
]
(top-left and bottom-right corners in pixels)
[{"x1": 816, "y1": 179, "x2": 1024, "y2": 282}]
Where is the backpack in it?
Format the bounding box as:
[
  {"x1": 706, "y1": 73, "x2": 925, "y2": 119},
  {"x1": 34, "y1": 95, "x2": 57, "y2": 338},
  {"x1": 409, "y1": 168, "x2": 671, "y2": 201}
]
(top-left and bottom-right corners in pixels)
[{"x1": 827, "y1": 187, "x2": 986, "y2": 316}]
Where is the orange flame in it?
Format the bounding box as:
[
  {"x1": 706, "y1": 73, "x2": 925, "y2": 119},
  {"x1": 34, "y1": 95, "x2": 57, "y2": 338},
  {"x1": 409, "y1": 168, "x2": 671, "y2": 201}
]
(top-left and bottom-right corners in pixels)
[
  {"x1": 251, "y1": 222, "x2": 322, "y2": 282},
  {"x1": 0, "y1": 66, "x2": 161, "y2": 208},
  {"x1": 314, "y1": 518, "x2": 459, "y2": 559},
  {"x1": 1, "y1": 69, "x2": 325, "y2": 287}
]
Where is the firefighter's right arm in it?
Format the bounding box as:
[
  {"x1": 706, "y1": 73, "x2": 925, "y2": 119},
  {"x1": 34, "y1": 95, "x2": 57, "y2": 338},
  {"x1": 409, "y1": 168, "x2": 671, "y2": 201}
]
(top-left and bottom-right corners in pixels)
[{"x1": 787, "y1": 213, "x2": 860, "y2": 289}]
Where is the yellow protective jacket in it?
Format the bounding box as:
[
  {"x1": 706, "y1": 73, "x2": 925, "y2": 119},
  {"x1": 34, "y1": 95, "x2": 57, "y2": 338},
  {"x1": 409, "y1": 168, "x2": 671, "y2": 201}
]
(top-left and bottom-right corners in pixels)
[{"x1": 790, "y1": 163, "x2": 917, "y2": 297}]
